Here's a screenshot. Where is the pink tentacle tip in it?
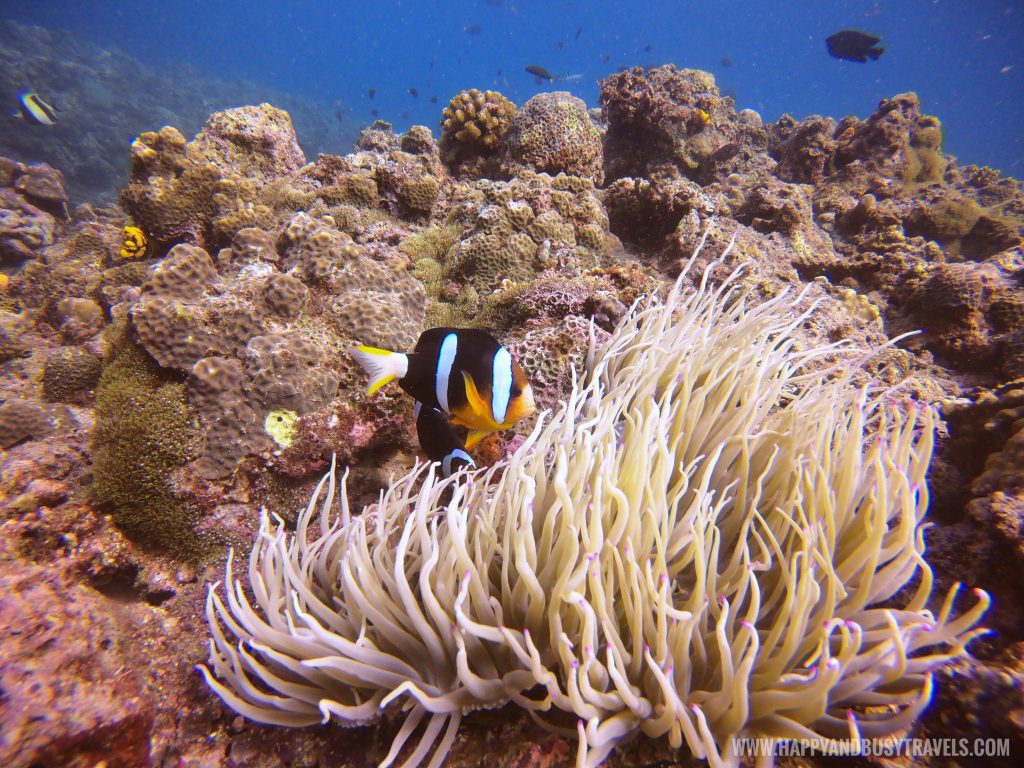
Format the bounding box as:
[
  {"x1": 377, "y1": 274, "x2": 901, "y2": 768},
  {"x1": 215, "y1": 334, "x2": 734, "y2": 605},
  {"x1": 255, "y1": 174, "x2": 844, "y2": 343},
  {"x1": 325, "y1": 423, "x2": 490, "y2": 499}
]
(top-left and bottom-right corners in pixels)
[
  {"x1": 828, "y1": 658, "x2": 841, "y2": 670},
  {"x1": 464, "y1": 569, "x2": 472, "y2": 580},
  {"x1": 523, "y1": 628, "x2": 531, "y2": 637},
  {"x1": 740, "y1": 621, "x2": 755, "y2": 631},
  {"x1": 847, "y1": 708, "x2": 857, "y2": 722},
  {"x1": 973, "y1": 587, "x2": 986, "y2": 598},
  {"x1": 689, "y1": 703, "x2": 701, "y2": 712},
  {"x1": 844, "y1": 620, "x2": 861, "y2": 631},
  {"x1": 587, "y1": 552, "x2": 598, "y2": 562},
  {"x1": 718, "y1": 595, "x2": 727, "y2": 606},
  {"x1": 571, "y1": 659, "x2": 579, "y2": 669},
  {"x1": 584, "y1": 646, "x2": 593, "y2": 656},
  {"x1": 644, "y1": 644, "x2": 651, "y2": 654}
]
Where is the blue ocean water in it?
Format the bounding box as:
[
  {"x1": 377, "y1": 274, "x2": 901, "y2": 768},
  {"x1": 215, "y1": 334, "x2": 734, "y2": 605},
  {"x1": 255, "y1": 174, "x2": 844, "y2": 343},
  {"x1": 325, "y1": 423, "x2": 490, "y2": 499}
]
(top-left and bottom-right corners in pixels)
[{"x1": 4, "y1": 0, "x2": 1023, "y2": 176}]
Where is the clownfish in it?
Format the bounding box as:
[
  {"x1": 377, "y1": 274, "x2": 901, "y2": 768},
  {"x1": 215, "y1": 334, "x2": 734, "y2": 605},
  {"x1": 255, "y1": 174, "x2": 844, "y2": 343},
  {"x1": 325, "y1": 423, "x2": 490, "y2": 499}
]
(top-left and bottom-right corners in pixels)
[
  {"x1": 119, "y1": 225, "x2": 149, "y2": 260},
  {"x1": 12, "y1": 91, "x2": 58, "y2": 126},
  {"x1": 350, "y1": 328, "x2": 535, "y2": 450},
  {"x1": 414, "y1": 402, "x2": 474, "y2": 477}
]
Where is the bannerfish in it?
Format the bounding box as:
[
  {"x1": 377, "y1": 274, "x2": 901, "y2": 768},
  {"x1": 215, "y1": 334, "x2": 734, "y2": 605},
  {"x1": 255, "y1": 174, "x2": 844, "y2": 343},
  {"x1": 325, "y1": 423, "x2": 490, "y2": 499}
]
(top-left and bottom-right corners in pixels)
[
  {"x1": 415, "y1": 402, "x2": 474, "y2": 477},
  {"x1": 13, "y1": 91, "x2": 57, "y2": 126},
  {"x1": 408, "y1": 87, "x2": 418, "y2": 97},
  {"x1": 351, "y1": 328, "x2": 535, "y2": 450},
  {"x1": 119, "y1": 226, "x2": 149, "y2": 260},
  {"x1": 826, "y1": 29, "x2": 884, "y2": 62}
]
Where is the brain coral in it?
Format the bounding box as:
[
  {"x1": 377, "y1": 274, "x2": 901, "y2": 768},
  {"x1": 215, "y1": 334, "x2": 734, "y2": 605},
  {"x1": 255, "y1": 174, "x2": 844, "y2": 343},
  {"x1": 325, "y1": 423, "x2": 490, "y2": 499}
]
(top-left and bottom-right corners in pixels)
[
  {"x1": 503, "y1": 91, "x2": 604, "y2": 184},
  {"x1": 202, "y1": 237, "x2": 987, "y2": 767}
]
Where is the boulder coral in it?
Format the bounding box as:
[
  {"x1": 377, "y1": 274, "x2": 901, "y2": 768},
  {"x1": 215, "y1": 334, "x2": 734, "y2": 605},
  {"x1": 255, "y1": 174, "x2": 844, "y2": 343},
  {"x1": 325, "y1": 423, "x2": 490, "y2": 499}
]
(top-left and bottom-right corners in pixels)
[
  {"x1": 202, "y1": 235, "x2": 987, "y2": 768},
  {"x1": 503, "y1": 92, "x2": 604, "y2": 184}
]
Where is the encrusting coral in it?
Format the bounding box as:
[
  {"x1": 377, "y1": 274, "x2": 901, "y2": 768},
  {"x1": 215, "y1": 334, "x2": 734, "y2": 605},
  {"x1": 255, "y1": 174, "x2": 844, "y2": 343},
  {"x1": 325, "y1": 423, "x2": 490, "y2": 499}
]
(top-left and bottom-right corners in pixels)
[{"x1": 200, "y1": 232, "x2": 988, "y2": 767}]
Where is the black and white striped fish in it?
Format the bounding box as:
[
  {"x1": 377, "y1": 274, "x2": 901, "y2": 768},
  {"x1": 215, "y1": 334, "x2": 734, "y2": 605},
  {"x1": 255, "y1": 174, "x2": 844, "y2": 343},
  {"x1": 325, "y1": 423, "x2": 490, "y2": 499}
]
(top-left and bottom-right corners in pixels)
[
  {"x1": 13, "y1": 91, "x2": 58, "y2": 126},
  {"x1": 350, "y1": 328, "x2": 535, "y2": 450}
]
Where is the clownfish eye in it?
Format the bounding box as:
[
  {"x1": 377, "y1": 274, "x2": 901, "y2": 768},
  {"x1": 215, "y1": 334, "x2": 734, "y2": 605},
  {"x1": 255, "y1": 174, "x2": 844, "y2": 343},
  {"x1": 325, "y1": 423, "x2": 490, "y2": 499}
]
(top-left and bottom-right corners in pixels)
[{"x1": 511, "y1": 385, "x2": 522, "y2": 397}]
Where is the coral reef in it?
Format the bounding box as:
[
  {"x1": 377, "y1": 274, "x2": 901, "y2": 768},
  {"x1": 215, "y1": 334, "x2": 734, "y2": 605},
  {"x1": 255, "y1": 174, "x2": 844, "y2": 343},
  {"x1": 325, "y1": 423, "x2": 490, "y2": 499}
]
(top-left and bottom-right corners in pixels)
[
  {"x1": 202, "y1": 245, "x2": 987, "y2": 767},
  {"x1": 0, "y1": 19, "x2": 358, "y2": 202},
  {"x1": 2, "y1": 65, "x2": 1023, "y2": 767},
  {"x1": 503, "y1": 92, "x2": 604, "y2": 184},
  {"x1": 440, "y1": 89, "x2": 516, "y2": 178},
  {"x1": 0, "y1": 156, "x2": 68, "y2": 268}
]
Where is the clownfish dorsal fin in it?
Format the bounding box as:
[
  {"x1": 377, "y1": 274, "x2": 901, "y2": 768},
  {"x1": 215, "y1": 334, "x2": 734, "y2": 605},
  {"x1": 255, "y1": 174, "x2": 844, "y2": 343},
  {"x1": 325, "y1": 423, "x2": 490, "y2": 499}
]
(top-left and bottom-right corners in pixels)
[
  {"x1": 465, "y1": 430, "x2": 490, "y2": 451},
  {"x1": 461, "y1": 371, "x2": 490, "y2": 420},
  {"x1": 350, "y1": 345, "x2": 409, "y2": 396}
]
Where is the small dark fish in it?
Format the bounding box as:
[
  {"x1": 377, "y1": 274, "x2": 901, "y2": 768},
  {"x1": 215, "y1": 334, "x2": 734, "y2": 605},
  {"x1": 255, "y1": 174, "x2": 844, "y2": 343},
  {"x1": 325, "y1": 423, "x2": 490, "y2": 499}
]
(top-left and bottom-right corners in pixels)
[
  {"x1": 708, "y1": 143, "x2": 740, "y2": 164},
  {"x1": 555, "y1": 40, "x2": 565, "y2": 51},
  {"x1": 575, "y1": 26, "x2": 583, "y2": 40},
  {"x1": 371, "y1": 108, "x2": 380, "y2": 116},
  {"x1": 496, "y1": 67, "x2": 503, "y2": 75},
  {"x1": 464, "y1": 23, "x2": 482, "y2": 35},
  {"x1": 368, "y1": 87, "x2": 376, "y2": 99},
  {"x1": 643, "y1": 44, "x2": 652, "y2": 53},
  {"x1": 601, "y1": 52, "x2": 610, "y2": 63},
  {"x1": 525, "y1": 64, "x2": 554, "y2": 81},
  {"x1": 409, "y1": 87, "x2": 419, "y2": 97},
  {"x1": 401, "y1": 111, "x2": 409, "y2": 119},
  {"x1": 720, "y1": 56, "x2": 733, "y2": 68},
  {"x1": 430, "y1": 95, "x2": 438, "y2": 104},
  {"x1": 429, "y1": 57, "x2": 435, "y2": 69},
  {"x1": 335, "y1": 109, "x2": 343, "y2": 123},
  {"x1": 826, "y1": 29, "x2": 884, "y2": 62}
]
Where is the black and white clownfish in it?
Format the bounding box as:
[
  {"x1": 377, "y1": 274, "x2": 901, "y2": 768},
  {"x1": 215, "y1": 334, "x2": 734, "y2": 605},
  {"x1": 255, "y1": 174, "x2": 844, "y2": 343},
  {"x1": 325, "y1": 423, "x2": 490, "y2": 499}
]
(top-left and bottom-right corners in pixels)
[
  {"x1": 414, "y1": 402, "x2": 474, "y2": 477},
  {"x1": 12, "y1": 91, "x2": 58, "y2": 126},
  {"x1": 350, "y1": 328, "x2": 535, "y2": 450}
]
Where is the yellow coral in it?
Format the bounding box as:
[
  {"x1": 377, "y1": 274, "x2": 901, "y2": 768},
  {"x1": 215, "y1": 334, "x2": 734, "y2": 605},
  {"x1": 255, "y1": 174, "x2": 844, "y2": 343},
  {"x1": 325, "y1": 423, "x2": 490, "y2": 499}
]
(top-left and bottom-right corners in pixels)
[
  {"x1": 440, "y1": 89, "x2": 516, "y2": 151},
  {"x1": 264, "y1": 409, "x2": 299, "y2": 447}
]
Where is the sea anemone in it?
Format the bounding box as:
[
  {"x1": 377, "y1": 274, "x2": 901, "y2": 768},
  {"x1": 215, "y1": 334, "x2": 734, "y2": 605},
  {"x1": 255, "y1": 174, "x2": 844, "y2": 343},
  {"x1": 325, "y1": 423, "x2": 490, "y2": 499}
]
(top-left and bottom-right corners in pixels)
[{"x1": 200, "y1": 230, "x2": 988, "y2": 767}]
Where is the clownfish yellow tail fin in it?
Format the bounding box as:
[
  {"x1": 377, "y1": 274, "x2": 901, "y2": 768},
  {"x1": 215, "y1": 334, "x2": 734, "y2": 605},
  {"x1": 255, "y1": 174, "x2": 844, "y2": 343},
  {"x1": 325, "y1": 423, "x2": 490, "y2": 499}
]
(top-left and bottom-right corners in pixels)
[{"x1": 349, "y1": 345, "x2": 409, "y2": 396}]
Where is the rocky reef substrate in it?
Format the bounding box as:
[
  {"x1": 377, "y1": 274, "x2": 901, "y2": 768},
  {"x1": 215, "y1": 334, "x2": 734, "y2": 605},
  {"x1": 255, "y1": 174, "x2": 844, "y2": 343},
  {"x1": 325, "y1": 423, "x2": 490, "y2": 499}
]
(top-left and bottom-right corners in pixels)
[
  {"x1": 0, "y1": 20, "x2": 359, "y2": 203},
  {"x1": 1, "y1": 65, "x2": 1022, "y2": 767}
]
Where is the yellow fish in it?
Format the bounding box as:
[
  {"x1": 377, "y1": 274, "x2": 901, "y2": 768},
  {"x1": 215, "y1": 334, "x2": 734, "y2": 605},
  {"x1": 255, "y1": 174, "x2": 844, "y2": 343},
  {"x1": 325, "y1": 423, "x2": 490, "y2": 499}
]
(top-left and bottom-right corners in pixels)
[{"x1": 119, "y1": 226, "x2": 149, "y2": 260}]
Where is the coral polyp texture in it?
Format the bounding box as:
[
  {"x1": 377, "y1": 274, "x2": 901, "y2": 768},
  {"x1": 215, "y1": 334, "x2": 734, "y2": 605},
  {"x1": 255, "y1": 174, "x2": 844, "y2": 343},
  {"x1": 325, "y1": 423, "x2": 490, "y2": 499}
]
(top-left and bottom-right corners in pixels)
[
  {"x1": 441, "y1": 89, "x2": 516, "y2": 149},
  {"x1": 201, "y1": 236, "x2": 987, "y2": 768},
  {"x1": 502, "y1": 91, "x2": 604, "y2": 184}
]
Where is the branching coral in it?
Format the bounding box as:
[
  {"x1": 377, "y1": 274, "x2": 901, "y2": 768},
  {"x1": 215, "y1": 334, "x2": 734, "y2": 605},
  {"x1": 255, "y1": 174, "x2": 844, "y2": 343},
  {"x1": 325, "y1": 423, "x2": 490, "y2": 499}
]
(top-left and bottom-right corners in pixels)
[{"x1": 201, "y1": 233, "x2": 989, "y2": 767}]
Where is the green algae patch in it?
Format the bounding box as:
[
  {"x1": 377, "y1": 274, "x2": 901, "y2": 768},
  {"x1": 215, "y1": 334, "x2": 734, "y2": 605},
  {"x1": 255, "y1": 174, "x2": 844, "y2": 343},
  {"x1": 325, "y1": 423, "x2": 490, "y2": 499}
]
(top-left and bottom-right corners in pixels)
[{"x1": 91, "y1": 334, "x2": 203, "y2": 558}]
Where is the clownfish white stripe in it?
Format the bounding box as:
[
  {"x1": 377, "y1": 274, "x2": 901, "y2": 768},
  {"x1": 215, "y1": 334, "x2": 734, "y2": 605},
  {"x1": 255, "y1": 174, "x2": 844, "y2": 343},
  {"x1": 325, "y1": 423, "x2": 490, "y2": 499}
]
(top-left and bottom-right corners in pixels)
[
  {"x1": 435, "y1": 333, "x2": 458, "y2": 412},
  {"x1": 442, "y1": 449, "x2": 474, "y2": 477},
  {"x1": 491, "y1": 346, "x2": 513, "y2": 424}
]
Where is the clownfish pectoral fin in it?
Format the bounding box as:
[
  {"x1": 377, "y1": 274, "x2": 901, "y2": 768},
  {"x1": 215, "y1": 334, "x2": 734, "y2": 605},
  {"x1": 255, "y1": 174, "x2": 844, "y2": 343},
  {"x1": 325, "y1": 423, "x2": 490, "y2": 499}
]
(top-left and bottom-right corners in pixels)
[
  {"x1": 465, "y1": 430, "x2": 491, "y2": 451},
  {"x1": 461, "y1": 371, "x2": 491, "y2": 421},
  {"x1": 349, "y1": 345, "x2": 409, "y2": 396}
]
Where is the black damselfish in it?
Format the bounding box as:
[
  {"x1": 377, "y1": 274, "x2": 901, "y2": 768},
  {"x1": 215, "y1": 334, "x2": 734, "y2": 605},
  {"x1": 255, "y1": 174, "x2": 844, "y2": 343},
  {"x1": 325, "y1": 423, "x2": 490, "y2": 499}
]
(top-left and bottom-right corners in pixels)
[{"x1": 826, "y1": 30, "x2": 884, "y2": 63}]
